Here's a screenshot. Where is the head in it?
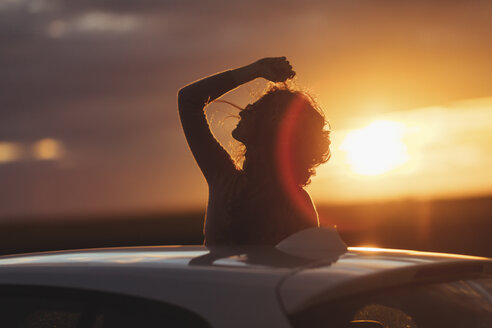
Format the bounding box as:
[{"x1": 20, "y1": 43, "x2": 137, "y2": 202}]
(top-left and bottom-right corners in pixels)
[{"x1": 232, "y1": 85, "x2": 331, "y2": 186}]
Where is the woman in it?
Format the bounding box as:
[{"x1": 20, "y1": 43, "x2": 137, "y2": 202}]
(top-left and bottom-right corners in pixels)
[{"x1": 178, "y1": 57, "x2": 331, "y2": 245}]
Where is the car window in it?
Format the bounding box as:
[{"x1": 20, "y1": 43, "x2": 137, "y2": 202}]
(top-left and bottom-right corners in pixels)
[
  {"x1": 352, "y1": 304, "x2": 416, "y2": 328},
  {"x1": 290, "y1": 276, "x2": 492, "y2": 328},
  {"x1": 0, "y1": 285, "x2": 211, "y2": 328},
  {"x1": 0, "y1": 294, "x2": 84, "y2": 328}
]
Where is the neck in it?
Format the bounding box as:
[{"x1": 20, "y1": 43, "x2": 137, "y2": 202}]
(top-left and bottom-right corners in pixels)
[{"x1": 242, "y1": 149, "x2": 276, "y2": 181}]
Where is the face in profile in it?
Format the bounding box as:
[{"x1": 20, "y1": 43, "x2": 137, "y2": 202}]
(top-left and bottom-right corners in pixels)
[{"x1": 232, "y1": 104, "x2": 256, "y2": 144}]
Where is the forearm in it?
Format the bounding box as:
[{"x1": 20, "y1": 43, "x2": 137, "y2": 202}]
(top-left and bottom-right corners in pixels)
[{"x1": 178, "y1": 63, "x2": 260, "y2": 109}]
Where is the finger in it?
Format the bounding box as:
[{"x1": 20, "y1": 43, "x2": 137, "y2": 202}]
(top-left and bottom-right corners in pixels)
[{"x1": 275, "y1": 57, "x2": 288, "y2": 65}]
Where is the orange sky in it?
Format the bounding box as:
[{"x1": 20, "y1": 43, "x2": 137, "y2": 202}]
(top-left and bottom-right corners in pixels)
[{"x1": 1, "y1": 1, "x2": 492, "y2": 217}]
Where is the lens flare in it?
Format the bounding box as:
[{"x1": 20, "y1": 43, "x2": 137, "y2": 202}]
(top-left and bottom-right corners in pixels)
[
  {"x1": 275, "y1": 97, "x2": 320, "y2": 226},
  {"x1": 340, "y1": 120, "x2": 408, "y2": 176}
]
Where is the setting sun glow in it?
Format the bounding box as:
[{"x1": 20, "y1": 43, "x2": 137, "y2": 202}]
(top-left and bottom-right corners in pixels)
[{"x1": 340, "y1": 120, "x2": 409, "y2": 176}]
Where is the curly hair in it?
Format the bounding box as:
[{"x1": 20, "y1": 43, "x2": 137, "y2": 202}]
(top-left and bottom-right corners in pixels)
[{"x1": 236, "y1": 84, "x2": 331, "y2": 186}]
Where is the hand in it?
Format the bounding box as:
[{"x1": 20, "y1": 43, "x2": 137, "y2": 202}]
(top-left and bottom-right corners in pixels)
[{"x1": 252, "y1": 57, "x2": 295, "y2": 82}]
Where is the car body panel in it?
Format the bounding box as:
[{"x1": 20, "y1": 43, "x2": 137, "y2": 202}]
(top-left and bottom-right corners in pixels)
[
  {"x1": 0, "y1": 245, "x2": 490, "y2": 328},
  {"x1": 279, "y1": 246, "x2": 492, "y2": 314}
]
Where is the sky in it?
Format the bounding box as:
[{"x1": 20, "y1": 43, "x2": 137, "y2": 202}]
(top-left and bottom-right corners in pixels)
[{"x1": 1, "y1": 0, "x2": 492, "y2": 218}]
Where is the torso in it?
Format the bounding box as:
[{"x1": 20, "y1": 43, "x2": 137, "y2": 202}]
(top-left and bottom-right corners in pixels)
[{"x1": 204, "y1": 170, "x2": 319, "y2": 245}]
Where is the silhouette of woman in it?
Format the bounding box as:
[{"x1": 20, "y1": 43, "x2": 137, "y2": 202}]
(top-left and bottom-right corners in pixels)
[{"x1": 178, "y1": 57, "x2": 331, "y2": 245}]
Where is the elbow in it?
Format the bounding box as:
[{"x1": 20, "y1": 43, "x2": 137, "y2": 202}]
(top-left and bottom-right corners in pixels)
[
  {"x1": 177, "y1": 86, "x2": 194, "y2": 112},
  {"x1": 177, "y1": 87, "x2": 187, "y2": 106},
  {"x1": 178, "y1": 85, "x2": 204, "y2": 113},
  {"x1": 177, "y1": 88, "x2": 187, "y2": 113},
  {"x1": 177, "y1": 86, "x2": 188, "y2": 99}
]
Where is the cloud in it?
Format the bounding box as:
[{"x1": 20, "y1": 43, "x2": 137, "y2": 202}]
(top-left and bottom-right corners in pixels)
[
  {"x1": 47, "y1": 11, "x2": 141, "y2": 38},
  {"x1": 0, "y1": 142, "x2": 24, "y2": 163},
  {"x1": 0, "y1": 0, "x2": 59, "y2": 13},
  {"x1": 0, "y1": 138, "x2": 66, "y2": 164},
  {"x1": 32, "y1": 138, "x2": 64, "y2": 160}
]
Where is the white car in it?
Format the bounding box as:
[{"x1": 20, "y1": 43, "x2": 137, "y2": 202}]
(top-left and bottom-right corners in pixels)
[{"x1": 0, "y1": 228, "x2": 491, "y2": 328}]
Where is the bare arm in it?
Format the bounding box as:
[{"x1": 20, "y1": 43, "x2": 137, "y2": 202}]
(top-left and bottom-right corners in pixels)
[{"x1": 177, "y1": 57, "x2": 295, "y2": 183}]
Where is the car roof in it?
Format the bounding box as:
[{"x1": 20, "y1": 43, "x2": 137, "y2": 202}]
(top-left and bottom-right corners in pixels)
[
  {"x1": 1, "y1": 244, "x2": 490, "y2": 298},
  {"x1": 0, "y1": 227, "x2": 349, "y2": 273},
  {"x1": 0, "y1": 228, "x2": 490, "y2": 327}
]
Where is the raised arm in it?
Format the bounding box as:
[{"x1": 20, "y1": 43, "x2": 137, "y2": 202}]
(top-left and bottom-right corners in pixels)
[{"x1": 177, "y1": 57, "x2": 295, "y2": 182}]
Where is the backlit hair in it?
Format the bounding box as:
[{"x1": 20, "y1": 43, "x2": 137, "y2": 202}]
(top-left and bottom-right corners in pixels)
[{"x1": 239, "y1": 84, "x2": 331, "y2": 186}]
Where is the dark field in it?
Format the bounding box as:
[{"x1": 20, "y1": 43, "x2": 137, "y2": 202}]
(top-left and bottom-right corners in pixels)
[{"x1": 1, "y1": 195, "x2": 491, "y2": 257}]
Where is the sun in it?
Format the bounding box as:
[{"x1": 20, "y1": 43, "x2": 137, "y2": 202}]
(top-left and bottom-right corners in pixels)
[{"x1": 340, "y1": 120, "x2": 409, "y2": 176}]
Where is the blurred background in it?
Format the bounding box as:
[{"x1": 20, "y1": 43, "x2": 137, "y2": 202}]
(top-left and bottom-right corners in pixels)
[{"x1": 1, "y1": 0, "x2": 491, "y2": 256}]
